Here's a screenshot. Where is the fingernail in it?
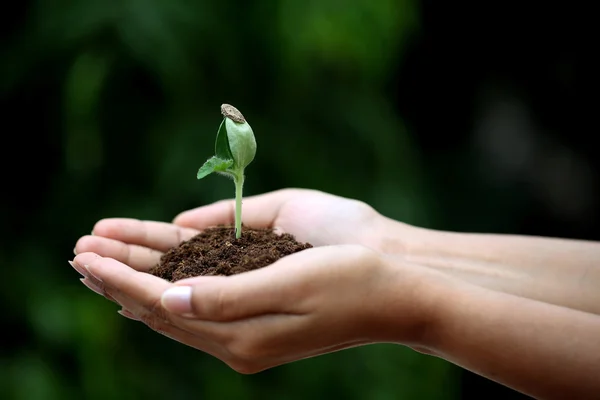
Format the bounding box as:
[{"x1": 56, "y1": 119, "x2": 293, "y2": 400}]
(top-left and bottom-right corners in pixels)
[
  {"x1": 84, "y1": 264, "x2": 102, "y2": 282},
  {"x1": 69, "y1": 260, "x2": 87, "y2": 277},
  {"x1": 161, "y1": 286, "x2": 193, "y2": 314},
  {"x1": 73, "y1": 247, "x2": 78, "y2": 256},
  {"x1": 80, "y1": 277, "x2": 118, "y2": 303},
  {"x1": 80, "y1": 277, "x2": 104, "y2": 296},
  {"x1": 118, "y1": 309, "x2": 140, "y2": 321}
]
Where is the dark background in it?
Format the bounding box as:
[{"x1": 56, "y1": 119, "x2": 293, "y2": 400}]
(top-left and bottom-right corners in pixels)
[{"x1": 1, "y1": 1, "x2": 596, "y2": 399}]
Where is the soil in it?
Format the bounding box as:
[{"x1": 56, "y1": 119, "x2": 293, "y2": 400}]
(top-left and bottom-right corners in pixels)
[{"x1": 149, "y1": 226, "x2": 313, "y2": 281}]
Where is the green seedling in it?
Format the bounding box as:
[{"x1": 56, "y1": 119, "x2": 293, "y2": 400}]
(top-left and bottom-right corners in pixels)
[{"x1": 197, "y1": 104, "x2": 257, "y2": 239}]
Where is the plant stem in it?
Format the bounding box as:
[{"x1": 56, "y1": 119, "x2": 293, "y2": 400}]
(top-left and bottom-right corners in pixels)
[{"x1": 234, "y1": 173, "x2": 245, "y2": 239}]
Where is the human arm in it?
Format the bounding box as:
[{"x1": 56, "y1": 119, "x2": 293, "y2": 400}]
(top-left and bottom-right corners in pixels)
[
  {"x1": 71, "y1": 246, "x2": 600, "y2": 400},
  {"x1": 376, "y1": 220, "x2": 600, "y2": 315},
  {"x1": 72, "y1": 188, "x2": 600, "y2": 399},
  {"x1": 426, "y1": 277, "x2": 600, "y2": 399}
]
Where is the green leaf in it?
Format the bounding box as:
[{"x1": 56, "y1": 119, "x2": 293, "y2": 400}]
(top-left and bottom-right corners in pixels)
[
  {"x1": 225, "y1": 117, "x2": 256, "y2": 170},
  {"x1": 197, "y1": 156, "x2": 233, "y2": 179},
  {"x1": 214, "y1": 119, "x2": 233, "y2": 160}
]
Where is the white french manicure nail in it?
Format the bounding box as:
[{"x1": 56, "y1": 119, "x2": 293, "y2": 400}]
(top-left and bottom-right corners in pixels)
[
  {"x1": 69, "y1": 260, "x2": 87, "y2": 277},
  {"x1": 118, "y1": 309, "x2": 140, "y2": 321},
  {"x1": 80, "y1": 277, "x2": 104, "y2": 296},
  {"x1": 161, "y1": 286, "x2": 193, "y2": 314},
  {"x1": 84, "y1": 264, "x2": 103, "y2": 282}
]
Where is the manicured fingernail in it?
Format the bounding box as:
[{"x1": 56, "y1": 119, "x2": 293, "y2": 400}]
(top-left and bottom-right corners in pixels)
[
  {"x1": 80, "y1": 277, "x2": 104, "y2": 296},
  {"x1": 73, "y1": 247, "x2": 78, "y2": 256},
  {"x1": 69, "y1": 260, "x2": 86, "y2": 277},
  {"x1": 118, "y1": 309, "x2": 140, "y2": 321},
  {"x1": 161, "y1": 286, "x2": 193, "y2": 314},
  {"x1": 84, "y1": 264, "x2": 102, "y2": 282}
]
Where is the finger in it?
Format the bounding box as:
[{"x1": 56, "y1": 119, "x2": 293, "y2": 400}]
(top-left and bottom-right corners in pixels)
[
  {"x1": 79, "y1": 277, "x2": 118, "y2": 303},
  {"x1": 109, "y1": 278, "x2": 237, "y2": 350},
  {"x1": 75, "y1": 235, "x2": 163, "y2": 271},
  {"x1": 172, "y1": 189, "x2": 300, "y2": 230},
  {"x1": 176, "y1": 313, "x2": 371, "y2": 373},
  {"x1": 69, "y1": 260, "x2": 117, "y2": 302},
  {"x1": 73, "y1": 252, "x2": 238, "y2": 340},
  {"x1": 160, "y1": 246, "x2": 361, "y2": 321},
  {"x1": 73, "y1": 252, "x2": 172, "y2": 316},
  {"x1": 124, "y1": 310, "x2": 226, "y2": 361},
  {"x1": 72, "y1": 253, "x2": 238, "y2": 355},
  {"x1": 117, "y1": 309, "x2": 140, "y2": 321},
  {"x1": 92, "y1": 218, "x2": 199, "y2": 252}
]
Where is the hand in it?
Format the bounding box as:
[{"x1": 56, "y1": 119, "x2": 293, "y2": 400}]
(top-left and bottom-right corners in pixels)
[
  {"x1": 72, "y1": 188, "x2": 383, "y2": 305},
  {"x1": 172, "y1": 188, "x2": 398, "y2": 249},
  {"x1": 71, "y1": 188, "x2": 438, "y2": 371},
  {"x1": 74, "y1": 188, "x2": 409, "y2": 273},
  {"x1": 71, "y1": 245, "x2": 442, "y2": 373}
]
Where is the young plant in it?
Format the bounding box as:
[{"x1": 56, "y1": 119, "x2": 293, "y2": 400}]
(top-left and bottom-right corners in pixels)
[{"x1": 197, "y1": 104, "x2": 257, "y2": 239}]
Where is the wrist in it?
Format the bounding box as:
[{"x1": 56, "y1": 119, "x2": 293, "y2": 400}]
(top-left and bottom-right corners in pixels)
[
  {"x1": 368, "y1": 252, "x2": 463, "y2": 353},
  {"x1": 369, "y1": 214, "x2": 438, "y2": 257},
  {"x1": 374, "y1": 220, "x2": 510, "y2": 286}
]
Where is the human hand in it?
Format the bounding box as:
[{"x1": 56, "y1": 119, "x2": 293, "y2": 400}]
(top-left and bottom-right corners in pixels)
[
  {"x1": 71, "y1": 188, "x2": 440, "y2": 371},
  {"x1": 74, "y1": 189, "x2": 411, "y2": 273},
  {"x1": 171, "y1": 188, "x2": 400, "y2": 249},
  {"x1": 71, "y1": 245, "x2": 443, "y2": 373}
]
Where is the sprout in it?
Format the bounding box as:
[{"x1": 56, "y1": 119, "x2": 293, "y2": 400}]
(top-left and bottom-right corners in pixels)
[{"x1": 197, "y1": 104, "x2": 257, "y2": 239}]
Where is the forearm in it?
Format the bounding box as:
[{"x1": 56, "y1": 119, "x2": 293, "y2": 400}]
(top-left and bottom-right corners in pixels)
[
  {"x1": 426, "y1": 281, "x2": 600, "y2": 399},
  {"x1": 377, "y1": 217, "x2": 600, "y2": 315}
]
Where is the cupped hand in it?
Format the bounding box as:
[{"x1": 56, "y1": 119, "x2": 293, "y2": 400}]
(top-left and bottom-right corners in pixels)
[
  {"x1": 71, "y1": 188, "x2": 438, "y2": 371},
  {"x1": 74, "y1": 188, "x2": 401, "y2": 273},
  {"x1": 71, "y1": 245, "x2": 440, "y2": 373},
  {"x1": 172, "y1": 188, "x2": 388, "y2": 247}
]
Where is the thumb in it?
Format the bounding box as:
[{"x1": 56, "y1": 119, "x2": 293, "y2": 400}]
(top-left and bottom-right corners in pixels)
[
  {"x1": 173, "y1": 189, "x2": 297, "y2": 229},
  {"x1": 159, "y1": 268, "x2": 297, "y2": 321}
]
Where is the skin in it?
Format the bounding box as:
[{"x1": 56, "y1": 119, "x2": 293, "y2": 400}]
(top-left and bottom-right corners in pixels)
[{"x1": 72, "y1": 188, "x2": 600, "y2": 399}]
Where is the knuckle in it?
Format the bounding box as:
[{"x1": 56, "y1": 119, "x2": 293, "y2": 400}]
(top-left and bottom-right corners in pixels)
[
  {"x1": 147, "y1": 297, "x2": 171, "y2": 322},
  {"x1": 139, "y1": 312, "x2": 174, "y2": 337},
  {"x1": 215, "y1": 288, "x2": 230, "y2": 316},
  {"x1": 345, "y1": 197, "x2": 376, "y2": 216}
]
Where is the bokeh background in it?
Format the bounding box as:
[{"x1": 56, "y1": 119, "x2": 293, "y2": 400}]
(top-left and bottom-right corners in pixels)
[{"x1": 1, "y1": 1, "x2": 597, "y2": 399}]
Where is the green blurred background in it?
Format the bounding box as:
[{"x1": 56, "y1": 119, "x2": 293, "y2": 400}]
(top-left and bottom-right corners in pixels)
[{"x1": 1, "y1": 1, "x2": 597, "y2": 399}]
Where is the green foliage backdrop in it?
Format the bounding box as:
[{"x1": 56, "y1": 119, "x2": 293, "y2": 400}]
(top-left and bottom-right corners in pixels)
[
  {"x1": 3, "y1": 1, "x2": 596, "y2": 399},
  {"x1": 1, "y1": 1, "x2": 458, "y2": 399}
]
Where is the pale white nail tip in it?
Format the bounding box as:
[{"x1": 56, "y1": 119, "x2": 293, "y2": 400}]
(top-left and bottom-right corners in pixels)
[{"x1": 163, "y1": 286, "x2": 192, "y2": 300}]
